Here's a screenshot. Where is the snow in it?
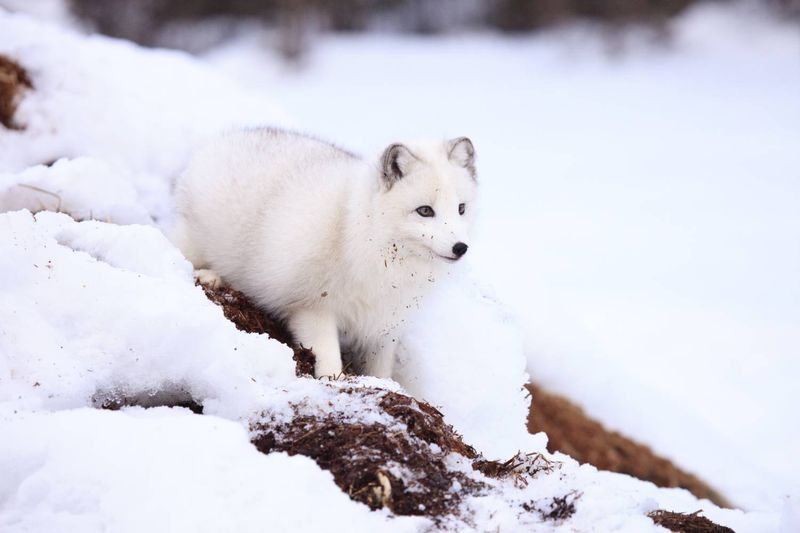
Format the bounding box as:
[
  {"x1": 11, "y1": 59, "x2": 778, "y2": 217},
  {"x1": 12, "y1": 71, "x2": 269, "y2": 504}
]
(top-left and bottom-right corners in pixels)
[
  {"x1": 0, "y1": 3, "x2": 796, "y2": 532},
  {"x1": 204, "y1": 1, "x2": 800, "y2": 516},
  {"x1": 395, "y1": 272, "x2": 545, "y2": 458},
  {"x1": 0, "y1": 210, "x2": 296, "y2": 415},
  {"x1": 0, "y1": 10, "x2": 289, "y2": 225},
  {"x1": 0, "y1": 207, "x2": 422, "y2": 531},
  {"x1": 0, "y1": 407, "x2": 421, "y2": 533},
  {"x1": 1, "y1": 158, "x2": 153, "y2": 225}
]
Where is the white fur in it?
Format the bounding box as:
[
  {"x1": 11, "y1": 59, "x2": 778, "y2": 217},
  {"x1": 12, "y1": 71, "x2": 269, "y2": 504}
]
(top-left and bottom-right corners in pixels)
[{"x1": 173, "y1": 128, "x2": 478, "y2": 378}]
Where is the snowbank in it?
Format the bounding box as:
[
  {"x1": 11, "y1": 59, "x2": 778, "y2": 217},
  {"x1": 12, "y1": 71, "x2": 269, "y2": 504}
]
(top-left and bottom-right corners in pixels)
[
  {"x1": 0, "y1": 157, "x2": 152, "y2": 224},
  {"x1": 0, "y1": 207, "x2": 775, "y2": 532},
  {"x1": 0, "y1": 8, "x2": 789, "y2": 533},
  {"x1": 0, "y1": 407, "x2": 419, "y2": 533},
  {"x1": 0, "y1": 210, "x2": 296, "y2": 416},
  {"x1": 0, "y1": 9, "x2": 289, "y2": 225},
  {"x1": 203, "y1": 1, "x2": 800, "y2": 515},
  {"x1": 395, "y1": 273, "x2": 545, "y2": 458}
]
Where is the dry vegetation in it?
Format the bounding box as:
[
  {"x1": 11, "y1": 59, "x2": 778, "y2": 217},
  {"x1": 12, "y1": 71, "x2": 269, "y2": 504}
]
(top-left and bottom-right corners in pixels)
[
  {"x1": 252, "y1": 387, "x2": 486, "y2": 519},
  {"x1": 648, "y1": 510, "x2": 736, "y2": 533}
]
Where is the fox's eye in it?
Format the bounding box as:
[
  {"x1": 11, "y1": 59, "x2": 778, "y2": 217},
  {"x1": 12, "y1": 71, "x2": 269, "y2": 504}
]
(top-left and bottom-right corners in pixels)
[
  {"x1": 416, "y1": 205, "x2": 435, "y2": 217},
  {"x1": 458, "y1": 203, "x2": 466, "y2": 215}
]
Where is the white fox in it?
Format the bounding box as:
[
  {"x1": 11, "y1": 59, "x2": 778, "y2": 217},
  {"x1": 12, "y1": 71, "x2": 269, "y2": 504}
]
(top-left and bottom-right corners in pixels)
[{"x1": 173, "y1": 128, "x2": 477, "y2": 378}]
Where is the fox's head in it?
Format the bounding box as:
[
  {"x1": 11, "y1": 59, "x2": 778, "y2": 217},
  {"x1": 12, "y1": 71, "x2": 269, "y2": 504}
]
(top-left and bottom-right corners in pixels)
[{"x1": 376, "y1": 137, "x2": 478, "y2": 264}]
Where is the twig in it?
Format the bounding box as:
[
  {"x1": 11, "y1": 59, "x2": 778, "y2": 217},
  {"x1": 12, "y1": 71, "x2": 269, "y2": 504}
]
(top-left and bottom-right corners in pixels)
[{"x1": 16, "y1": 183, "x2": 62, "y2": 212}]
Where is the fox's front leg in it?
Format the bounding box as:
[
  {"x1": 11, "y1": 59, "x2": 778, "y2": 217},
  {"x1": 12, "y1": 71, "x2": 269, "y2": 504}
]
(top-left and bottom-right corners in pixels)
[
  {"x1": 288, "y1": 309, "x2": 342, "y2": 378},
  {"x1": 364, "y1": 338, "x2": 396, "y2": 379}
]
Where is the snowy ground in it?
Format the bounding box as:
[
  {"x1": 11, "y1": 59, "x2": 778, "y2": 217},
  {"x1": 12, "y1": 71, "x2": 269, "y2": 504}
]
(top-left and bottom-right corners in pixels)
[
  {"x1": 203, "y1": 2, "x2": 800, "y2": 515},
  {"x1": 0, "y1": 3, "x2": 798, "y2": 532}
]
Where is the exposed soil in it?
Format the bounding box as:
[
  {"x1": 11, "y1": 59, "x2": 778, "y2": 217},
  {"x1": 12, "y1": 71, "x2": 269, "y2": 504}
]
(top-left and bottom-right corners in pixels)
[
  {"x1": 526, "y1": 383, "x2": 730, "y2": 508},
  {"x1": 198, "y1": 282, "x2": 315, "y2": 376},
  {"x1": 0, "y1": 55, "x2": 32, "y2": 129},
  {"x1": 251, "y1": 385, "x2": 485, "y2": 519},
  {"x1": 648, "y1": 510, "x2": 736, "y2": 532},
  {"x1": 379, "y1": 390, "x2": 477, "y2": 459}
]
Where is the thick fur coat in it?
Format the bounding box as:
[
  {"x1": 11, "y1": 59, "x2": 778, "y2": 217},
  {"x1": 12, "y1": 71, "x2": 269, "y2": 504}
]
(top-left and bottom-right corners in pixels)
[{"x1": 173, "y1": 128, "x2": 478, "y2": 377}]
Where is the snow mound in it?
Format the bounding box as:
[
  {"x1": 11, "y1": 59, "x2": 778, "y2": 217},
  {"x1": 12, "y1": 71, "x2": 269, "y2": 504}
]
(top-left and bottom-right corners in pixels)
[
  {"x1": 0, "y1": 407, "x2": 420, "y2": 533},
  {"x1": 0, "y1": 157, "x2": 154, "y2": 225},
  {"x1": 0, "y1": 10, "x2": 783, "y2": 533},
  {"x1": 396, "y1": 272, "x2": 545, "y2": 458},
  {"x1": 0, "y1": 210, "x2": 295, "y2": 415},
  {"x1": 0, "y1": 10, "x2": 290, "y2": 225}
]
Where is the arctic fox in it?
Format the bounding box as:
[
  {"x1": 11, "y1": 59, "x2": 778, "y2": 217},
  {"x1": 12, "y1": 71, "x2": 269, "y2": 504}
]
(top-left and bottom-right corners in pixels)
[{"x1": 173, "y1": 128, "x2": 477, "y2": 378}]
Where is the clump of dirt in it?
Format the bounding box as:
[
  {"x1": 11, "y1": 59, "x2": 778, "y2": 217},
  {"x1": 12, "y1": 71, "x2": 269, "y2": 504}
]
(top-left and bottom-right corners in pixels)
[
  {"x1": 541, "y1": 493, "x2": 578, "y2": 521},
  {"x1": 522, "y1": 491, "x2": 580, "y2": 522},
  {"x1": 527, "y1": 383, "x2": 731, "y2": 508},
  {"x1": 251, "y1": 385, "x2": 484, "y2": 518},
  {"x1": 378, "y1": 390, "x2": 477, "y2": 459},
  {"x1": 199, "y1": 282, "x2": 315, "y2": 376},
  {"x1": 648, "y1": 510, "x2": 736, "y2": 532},
  {"x1": 0, "y1": 55, "x2": 32, "y2": 129}
]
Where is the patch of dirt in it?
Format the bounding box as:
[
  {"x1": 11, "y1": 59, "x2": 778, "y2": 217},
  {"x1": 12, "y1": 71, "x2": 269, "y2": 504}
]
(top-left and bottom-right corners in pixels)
[
  {"x1": 522, "y1": 491, "x2": 580, "y2": 522},
  {"x1": 648, "y1": 510, "x2": 736, "y2": 532},
  {"x1": 0, "y1": 55, "x2": 32, "y2": 129},
  {"x1": 251, "y1": 385, "x2": 484, "y2": 519},
  {"x1": 198, "y1": 282, "x2": 315, "y2": 376},
  {"x1": 379, "y1": 390, "x2": 477, "y2": 459},
  {"x1": 541, "y1": 493, "x2": 578, "y2": 521},
  {"x1": 527, "y1": 383, "x2": 731, "y2": 508}
]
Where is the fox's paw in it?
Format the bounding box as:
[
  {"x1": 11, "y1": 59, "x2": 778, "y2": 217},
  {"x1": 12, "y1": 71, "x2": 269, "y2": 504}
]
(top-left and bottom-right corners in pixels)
[
  {"x1": 315, "y1": 357, "x2": 344, "y2": 380},
  {"x1": 195, "y1": 269, "x2": 223, "y2": 289}
]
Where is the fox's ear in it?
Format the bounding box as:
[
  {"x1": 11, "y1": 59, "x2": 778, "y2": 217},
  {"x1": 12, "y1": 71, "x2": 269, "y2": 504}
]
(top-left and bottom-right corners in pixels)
[
  {"x1": 381, "y1": 143, "x2": 416, "y2": 189},
  {"x1": 447, "y1": 137, "x2": 475, "y2": 178}
]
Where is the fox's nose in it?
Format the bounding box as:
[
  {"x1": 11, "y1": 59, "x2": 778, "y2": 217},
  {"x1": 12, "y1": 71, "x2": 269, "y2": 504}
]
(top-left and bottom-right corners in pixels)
[{"x1": 452, "y1": 242, "x2": 468, "y2": 258}]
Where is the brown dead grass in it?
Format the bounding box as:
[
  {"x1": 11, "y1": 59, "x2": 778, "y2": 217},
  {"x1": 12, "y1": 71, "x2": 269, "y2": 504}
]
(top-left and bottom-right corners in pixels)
[
  {"x1": 648, "y1": 510, "x2": 736, "y2": 532},
  {"x1": 0, "y1": 55, "x2": 32, "y2": 129},
  {"x1": 527, "y1": 383, "x2": 731, "y2": 508},
  {"x1": 251, "y1": 386, "x2": 485, "y2": 518}
]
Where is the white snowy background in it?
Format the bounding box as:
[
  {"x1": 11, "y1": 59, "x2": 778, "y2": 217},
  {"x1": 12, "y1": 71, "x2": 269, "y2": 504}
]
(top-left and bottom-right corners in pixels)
[{"x1": 0, "y1": 1, "x2": 798, "y2": 531}]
